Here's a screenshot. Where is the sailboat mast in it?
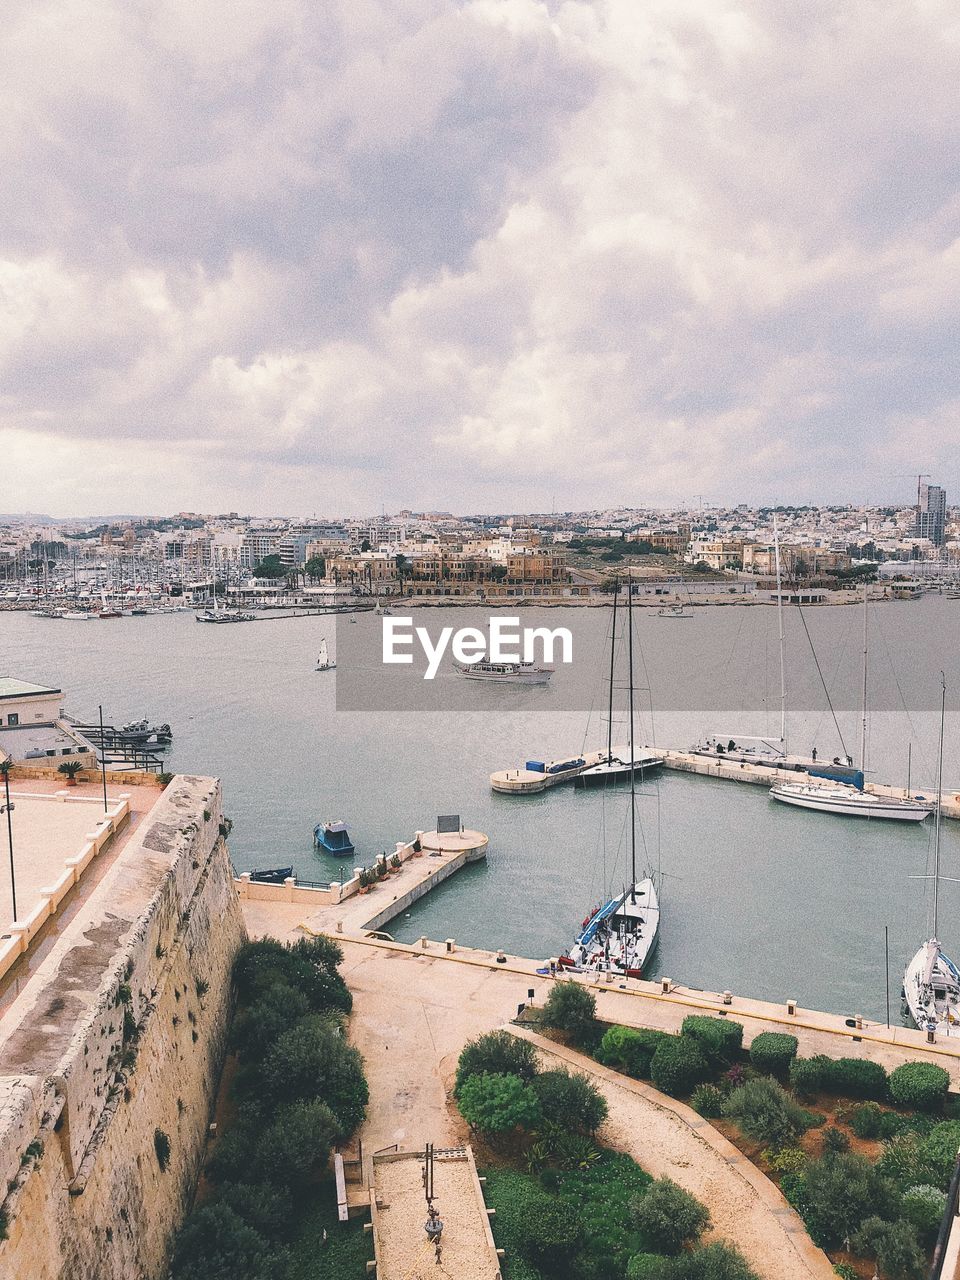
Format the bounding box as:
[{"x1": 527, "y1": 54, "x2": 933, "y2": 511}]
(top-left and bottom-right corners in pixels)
[
  {"x1": 859, "y1": 584, "x2": 868, "y2": 772},
  {"x1": 607, "y1": 582, "x2": 618, "y2": 764},
  {"x1": 627, "y1": 574, "x2": 637, "y2": 901},
  {"x1": 773, "y1": 513, "x2": 787, "y2": 755},
  {"x1": 933, "y1": 673, "x2": 946, "y2": 938}
]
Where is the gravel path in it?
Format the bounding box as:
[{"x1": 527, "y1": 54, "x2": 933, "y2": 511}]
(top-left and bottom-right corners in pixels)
[{"x1": 511, "y1": 1029, "x2": 834, "y2": 1280}]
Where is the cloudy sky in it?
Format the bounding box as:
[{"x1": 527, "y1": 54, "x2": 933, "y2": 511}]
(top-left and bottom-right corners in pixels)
[{"x1": 1, "y1": 0, "x2": 959, "y2": 516}]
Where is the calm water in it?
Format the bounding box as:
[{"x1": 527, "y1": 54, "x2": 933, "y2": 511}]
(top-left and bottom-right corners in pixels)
[{"x1": 2, "y1": 598, "x2": 959, "y2": 1021}]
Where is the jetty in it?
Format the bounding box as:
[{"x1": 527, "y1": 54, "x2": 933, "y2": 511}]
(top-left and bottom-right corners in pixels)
[{"x1": 490, "y1": 750, "x2": 606, "y2": 794}]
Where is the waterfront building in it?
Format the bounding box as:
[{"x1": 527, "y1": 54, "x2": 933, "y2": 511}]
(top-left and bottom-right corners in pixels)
[{"x1": 917, "y1": 482, "x2": 947, "y2": 546}]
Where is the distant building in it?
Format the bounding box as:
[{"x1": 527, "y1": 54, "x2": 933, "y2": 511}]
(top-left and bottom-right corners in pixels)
[{"x1": 917, "y1": 482, "x2": 947, "y2": 546}]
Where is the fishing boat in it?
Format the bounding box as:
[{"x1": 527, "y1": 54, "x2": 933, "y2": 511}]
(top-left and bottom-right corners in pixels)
[
  {"x1": 455, "y1": 659, "x2": 552, "y2": 684},
  {"x1": 314, "y1": 821, "x2": 355, "y2": 858},
  {"x1": 577, "y1": 582, "x2": 663, "y2": 787},
  {"x1": 561, "y1": 582, "x2": 661, "y2": 977},
  {"x1": 769, "y1": 586, "x2": 932, "y2": 821},
  {"x1": 315, "y1": 638, "x2": 336, "y2": 671},
  {"x1": 249, "y1": 866, "x2": 294, "y2": 884},
  {"x1": 903, "y1": 676, "x2": 960, "y2": 1035}
]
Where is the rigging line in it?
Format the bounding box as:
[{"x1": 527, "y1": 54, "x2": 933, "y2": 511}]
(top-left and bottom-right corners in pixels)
[
  {"x1": 873, "y1": 608, "x2": 934, "y2": 786},
  {"x1": 795, "y1": 601, "x2": 849, "y2": 759},
  {"x1": 809, "y1": 607, "x2": 852, "y2": 747}
]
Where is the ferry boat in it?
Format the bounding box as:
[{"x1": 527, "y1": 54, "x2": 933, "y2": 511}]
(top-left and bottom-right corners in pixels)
[
  {"x1": 455, "y1": 659, "x2": 552, "y2": 684},
  {"x1": 314, "y1": 821, "x2": 355, "y2": 858},
  {"x1": 770, "y1": 781, "x2": 932, "y2": 822}
]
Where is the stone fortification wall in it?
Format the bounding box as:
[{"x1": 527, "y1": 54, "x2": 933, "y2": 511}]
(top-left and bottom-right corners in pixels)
[{"x1": 0, "y1": 775, "x2": 246, "y2": 1280}]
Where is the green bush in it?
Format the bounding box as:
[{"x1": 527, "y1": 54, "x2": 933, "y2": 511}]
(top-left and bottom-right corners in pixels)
[
  {"x1": 596, "y1": 1025, "x2": 668, "y2": 1078},
  {"x1": 641, "y1": 1241, "x2": 760, "y2": 1280},
  {"x1": 232, "y1": 986, "x2": 312, "y2": 1061},
  {"x1": 214, "y1": 1182, "x2": 289, "y2": 1241},
  {"x1": 541, "y1": 982, "x2": 598, "y2": 1044},
  {"x1": 722, "y1": 1077, "x2": 811, "y2": 1148},
  {"x1": 458, "y1": 1073, "x2": 542, "y2": 1136},
  {"x1": 481, "y1": 1170, "x2": 584, "y2": 1271},
  {"x1": 680, "y1": 1016, "x2": 743, "y2": 1066},
  {"x1": 889, "y1": 1060, "x2": 951, "y2": 1112},
  {"x1": 748, "y1": 1032, "x2": 798, "y2": 1077},
  {"x1": 832, "y1": 1266, "x2": 858, "y2": 1280},
  {"x1": 626, "y1": 1255, "x2": 663, "y2": 1280},
  {"x1": 789, "y1": 1055, "x2": 830, "y2": 1100},
  {"x1": 532, "y1": 1068, "x2": 608, "y2": 1135},
  {"x1": 171, "y1": 1203, "x2": 285, "y2": 1280},
  {"x1": 766, "y1": 1146, "x2": 807, "y2": 1176},
  {"x1": 650, "y1": 1036, "x2": 710, "y2": 1097},
  {"x1": 233, "y1": 938, "x2": 351, "y2": 1015},
  {"x1": 821, "y1": 1127, "x2": 850, "y2": 1155},
  {"x1": 260, "y1": 1017, "x2": 368, "y2": 1136},
  {"x1": 455, "y1": 1031, "x2": 538, "y2": 1094},
  {"x1": 691, "y1": 1084, "x2": 725, "y2": 1118},
  {"x1": 852, "y1": 1216, "x2": 925, "y2": 1280},
  {"x1": 254, "y1": 1100, "x2": 339, "y2": 1190},
  {"x1": 850, "y1": 1101, "x2": 884, "y2": 1139},
  {"x1": 922, "y1": 1120, "x2": 960, "y2": 1185},
  {"x1": 631, "y1": 1177, "x2": 709, "y2": 1255},
  {"x1": 901, "y1": 1183, "x2": 948, "y2": 1243},
  {"x1": 800, "y1": 1152, "x2": 896, "y2": 1248},
  {"x1": 822, "y1": 1057, "x2": 888, "y2": 1101}
]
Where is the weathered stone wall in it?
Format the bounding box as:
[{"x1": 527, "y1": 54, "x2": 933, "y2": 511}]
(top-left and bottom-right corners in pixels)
[{"x1": 0, "y1": 775, "x2": 246, "y2": 1280}]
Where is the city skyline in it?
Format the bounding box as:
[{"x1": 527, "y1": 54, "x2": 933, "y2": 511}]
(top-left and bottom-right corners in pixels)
[{"x1": 3, "y1": 2, "x2": 960, "y2": 515}]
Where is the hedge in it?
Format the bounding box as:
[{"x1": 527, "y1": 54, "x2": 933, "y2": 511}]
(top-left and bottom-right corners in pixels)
[
  {"x1": 822, "y1": 1058, "x2": 888, "y2": 1101},
  {"x1": 596, "y1": 1025, "x2": 670, "y2": 1078},
  {"x1": 889, "y1": 1061, "x2": 951, "y2": 1112},
  {"x1": 680, "y1": 1016, "x2": 743, "y2": 1065},
  {"x1": 789, "y1": 1055, "x2": 830, "y2": 1100},
  {"x1": 650, "y1": 1036, "x2": 710, "y2": 1097},
  {"x1": 748, "y1": 1032, "x2": 798, "y2": 1077}
]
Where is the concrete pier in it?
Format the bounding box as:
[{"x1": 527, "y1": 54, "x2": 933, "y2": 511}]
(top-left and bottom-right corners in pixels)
[{"x1": 490, "y1": 750, "x2": 605, "y2": 793}]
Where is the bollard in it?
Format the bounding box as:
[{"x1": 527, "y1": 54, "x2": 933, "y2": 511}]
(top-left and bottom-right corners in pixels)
[
  {"x1": 420, "y1": 936, "x2": 428, "y2": 950},
  {"x1": 606, "y1": 969, "x2": 614, "y2": 984},
  {"x1": 445, "y1": 939, "x2": 455, "y2": 953},
  {"x1": 855, "y1": 1014, "x2": 863, "y2": 1031},
  {"x1": 496, "y1": 950, "x2": 506, "y2": 964},
  {"x1": 928, "y1": 1027, "x2": 936, "y2": 1044},
  {"x1": 723, "y1": 991, "x2": 732, "y2": 1006},
  {"x1": 661, "y1": 977, "x2": 671, "y2": 993},
  {"x1": 787, "y1": 999, "x2": 797, "y2": 1016},
  {"x1": 336, "y1": 920, "x2": 343, "y2": 934}
]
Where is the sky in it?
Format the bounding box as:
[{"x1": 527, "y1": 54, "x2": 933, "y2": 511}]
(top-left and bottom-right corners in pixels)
[{"x1": 1, "y1": 0, "x2": 959, "y2": 517}]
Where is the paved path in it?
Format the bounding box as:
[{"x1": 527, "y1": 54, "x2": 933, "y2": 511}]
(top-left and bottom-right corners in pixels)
[{"x1": 509, "y1": 1028, "x2": 833, "y2": 1280}]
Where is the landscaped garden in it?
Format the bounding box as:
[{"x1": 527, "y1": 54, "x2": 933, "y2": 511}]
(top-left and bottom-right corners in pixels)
[
  {"x1": 169, "y1": 935, "x2": 373, "y2": 1280},
  {"x1": 530, "y1": 981, "x2": 960, "y2": 1280}
]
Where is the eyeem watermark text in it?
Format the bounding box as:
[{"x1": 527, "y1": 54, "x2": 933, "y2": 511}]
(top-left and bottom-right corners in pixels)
[{"x1": 382, "y1": 616, "x2": 574, "y2": 679}]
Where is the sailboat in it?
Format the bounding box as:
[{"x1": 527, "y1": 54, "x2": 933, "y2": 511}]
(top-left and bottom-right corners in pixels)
[
  {"x1": 770, "y1": 587, "x2": 934, "y2": 821},
  {"x1": 576, "y1": 581, "x2": 662, "y2": 787},
  {"x1": 656, "y1": 597, "x2": 691, "y2": 619},
  {"x1": 903, "y1": 676, "x2": 960, "y2": 1035},
  {"x1": 315, "y1": 638, "x2": 336, "y2": 672},
  {"x1": 561, "y1": 583, "x2": 660, "y2": 977}
]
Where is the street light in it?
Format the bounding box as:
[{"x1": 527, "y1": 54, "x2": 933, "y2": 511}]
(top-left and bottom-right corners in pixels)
[{"x1": 1, "y1": 768, "x2": 17, "y2": 921}]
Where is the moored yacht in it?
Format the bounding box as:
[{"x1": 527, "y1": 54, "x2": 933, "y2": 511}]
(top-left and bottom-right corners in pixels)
[
  {"x1": 455, "y1": 659, "x2": 552, "y2": 684},
  {"x1": 770, "y1": 781, "x2": 932, "y2": 822}
]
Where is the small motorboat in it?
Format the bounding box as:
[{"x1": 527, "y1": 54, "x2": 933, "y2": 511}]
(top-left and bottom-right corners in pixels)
[
  {"x1": 314, "y1": 821, "x2": 355, "y2": 858},
  {"x1": 121, "y1": 719, "x2": 173, "y2": 745},
  {"x1": 249, "y1": 866, "x2": 294, "y2": 884}
]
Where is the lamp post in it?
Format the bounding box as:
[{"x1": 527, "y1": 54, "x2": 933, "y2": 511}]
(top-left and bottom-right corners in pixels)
[{"x1": 1, "y1": 768, "x2": 17, "y2": 921}]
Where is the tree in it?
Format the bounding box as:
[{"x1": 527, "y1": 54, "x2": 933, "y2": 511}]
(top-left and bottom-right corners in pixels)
[
  {"x1": 631, "y1": 1178, "x2": 710, "y2": 1255},
  {"x1": 637, "y1": 1242, "x2": 761, "y2": 1280},
  {"x1": 853, "y1": 1217, "x2": 925, "y2": 1280},
  {"x1": 801, "y1": 1152, "x2": 896, "y2": 1248},
  {"x1": 261, "y1": 1018, "x2": 368, "y2": 1136},
  {"x1": 214, "y1": 1182, "x2": 289, "y2": 1241},
  {"x1": 532, "y1": 1068, "x2": 608, "y2": 1135},
  {"x1": 232, "y1": 986, "x2": 312, "y2": 1061},
  {"x1": 722, "y1": 1077, "x2": 811, "y2": 1148},
  {"x1": 233, "y1": 938, "x2": 352, "y2": 1014},
  {"x1": 540, "y1": 982, "x2": 597, "y2": 1044},
  {"x1": 360, "y1": 538, "x2": 371, "y2": 552},
  {"x1": 253, "y1": 554, "x2": 284, "y2": 579},
  {"x1": 304, "y1": 555, "x2": 326, "y2": 582},
  {"x1": 457, "y1": 1072, "x2": 542, "y2": 1137},
  {"x1": 171, "y1": 1203, "x2": 284, "y2": 1280},
  {"x1": 254, "y1": 1100, "x2": 340, "y2": 1190},
  {"x1": 455, "y1": 1031, "x2": 538, "y2": 1094}
]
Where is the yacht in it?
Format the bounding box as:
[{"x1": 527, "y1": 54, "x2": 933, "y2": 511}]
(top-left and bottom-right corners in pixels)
[
  {"x1": 770, "y1": 781, "x2": 932, "y2": 822},
  {"x1": 455, "y1": 659, "x2": 552, "y2": 684}
]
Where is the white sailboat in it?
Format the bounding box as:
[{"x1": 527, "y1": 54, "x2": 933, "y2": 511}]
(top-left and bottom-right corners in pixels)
[
  {"x1": 903, "y1": 676, "x2": 960, "y2": 1035},
  {"x1": 315, "y1": 638, "x2": 336, "y2": 672},
  {"x1": 770, "y1": 586, "x2": 933, "y2": 821},
  {"x1": 561, "y1": 582, "x2": 660, "y2": 977}
]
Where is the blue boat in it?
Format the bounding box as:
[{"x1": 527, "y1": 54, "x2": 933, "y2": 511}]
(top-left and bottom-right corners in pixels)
[{"x1": 314, "y1": 821, "x2": 355, "y2": 858}]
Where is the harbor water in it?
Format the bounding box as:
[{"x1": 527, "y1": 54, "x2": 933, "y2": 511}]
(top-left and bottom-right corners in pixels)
[{"x1": 2, "y1": 598, "x2": 959, "y2": 1021}]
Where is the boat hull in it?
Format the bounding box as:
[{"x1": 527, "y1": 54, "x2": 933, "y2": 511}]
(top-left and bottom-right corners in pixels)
[
  {"x1": 575, "y1": 756, "x2": 664, "y2": 788},
  {"x1": 903, "y1": 942, "x2": 960, "y2": 1035},
  {"x1": 563, "y1": 878, "x2": 660, "y2": 976},
  {"x1": 770, "y1": 785, "x2": 931, "y2": 822}
]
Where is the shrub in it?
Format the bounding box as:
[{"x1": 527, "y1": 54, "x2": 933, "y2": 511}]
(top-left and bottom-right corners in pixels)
[
  {"x1": 154, "y1": 1128, "x2": 171, "y2": 1171},
  {"x1": 691, "y1": 1084, "x2": 725, "y2": 1119},
  {"x1": 532, "y1": 1068, "x2": 608, "y2": 1135},
  {"x1": 596, "y1": 1025, "x2": 668, "y2": 1078},
  {"x1": 901, "y1": 1184, "x2": 948, "y2": 1243},
  {"x1": 851, "y1": 1101, "x2": 884, "y2": 1139},
  {"x1": 801, "y1": 1152, "x2": 896, "y2": 1248},
  {"x1": 232, "y1": 986, "x2": 312, "y2": 1061},
  {"x1": 233, "y1": 939, "x2": 352, "y2": 1015},
  {"x1": 822, "y1": 1127, "x2": 850, "y2": 1155},
  {"x1": 766, "y1": 1146, "x2": 808, "y2": 1176},
  {"x1": 644, "y1": 1241, "x2": 760, "y2": 1280},
  {"x1": 457, "y1": 1073, "x2": 542, "y2": 1136},
  {"x1": 789, "y1": 1055, "x2": 830, "y2": 1101},
  {"x1": 482, "y1": 1171, "x2": 584, "y2": 1269},
  {"x1": 852, "y1": 1216, "x2": 925, "y2": 1280},
  {"x1": 260, "y1": 1017, "x2": 368, "y2": 1136},
  {"x1": 722, "y1": 1077, "x2": 811, "y2": 1149},
  {"x1": 254, "y1": 1100, "x2": 339, "y2": 1189},
  {"x1": 650, "y1": 1036, "x2": 710, "y2": 1097},
  {"x1": 748, "y1": 1032, "x2": 798, "y2": 1078},
  {"x1": 832, "y1": 1266, "x2": 858, "y2": 1280},
  {"x1": 541, "y1": 982, "x2": 597, "y2": 1044},
  {"x1": 627, "y1": 1255, "x2": 664, "y2": 1280},
  {"x1": 631, "y1": 1177, "x2": 710, "y2": 1255},
  {"x1": 205, "y1": 1115, "x2": 261, "y2": 1185},
  {"x1": 922, "y1": 1120, "x2": 960, "y2": 1186},
  {"x1": 680, "y1": 1016, "x2": 743, "y2": 1066},
  {"x1": 889, "y1": 1060, "x2": 951, "y2": 1112},
  {"x1": 823, "y1": 1057, "x2": 888, "y2": 1101},
  {"x1": 214, "y1": 1182, "x2": 289, "y2": 1241},
  {"x1": 455, "y1": 1031, "x2": 538, "y2": 1094},
  {"x1": 171, "y1": 1203, "x2": 284, "y2": 1280}
]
